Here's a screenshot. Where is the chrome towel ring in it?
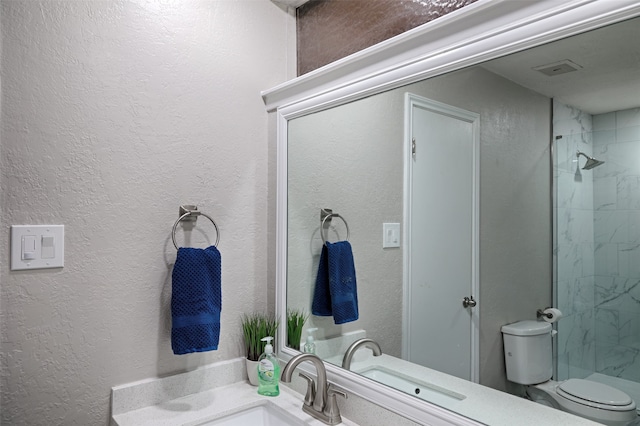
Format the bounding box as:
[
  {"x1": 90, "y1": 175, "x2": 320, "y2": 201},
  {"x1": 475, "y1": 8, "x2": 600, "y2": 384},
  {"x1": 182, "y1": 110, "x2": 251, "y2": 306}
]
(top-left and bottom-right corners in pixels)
[
  {"x1": 320, "y1": 211, "x2": 350, "y2": 244},
  {"x1": 172, "y1": 205, "x2": 220, "y2": 249}
]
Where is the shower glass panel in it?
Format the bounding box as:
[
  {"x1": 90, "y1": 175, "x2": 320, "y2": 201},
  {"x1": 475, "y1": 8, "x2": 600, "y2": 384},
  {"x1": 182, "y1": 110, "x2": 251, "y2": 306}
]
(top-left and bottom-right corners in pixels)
[{"x1": 553, "y1": 105, "x2": 640, "y2": 403}]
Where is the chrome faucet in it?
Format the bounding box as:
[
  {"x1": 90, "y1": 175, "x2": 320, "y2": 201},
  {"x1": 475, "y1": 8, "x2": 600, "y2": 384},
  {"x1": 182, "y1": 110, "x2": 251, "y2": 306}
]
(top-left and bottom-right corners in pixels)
[
  {"x1": 342, "y1": 338, "x2": 382, "y2": 370},
  {"x1": 281, "y1": 353, "x2": 347, "y2": 425}
]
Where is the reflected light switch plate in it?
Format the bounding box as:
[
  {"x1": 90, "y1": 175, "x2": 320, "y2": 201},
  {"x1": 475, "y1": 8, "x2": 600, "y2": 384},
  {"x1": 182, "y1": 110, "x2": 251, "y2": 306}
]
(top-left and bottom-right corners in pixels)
[
  {"x1": 383, "y1": 223, "x2": 401, "y2": 248},
  {"x1": 11, "y1": 225, "x2": 64, "y2": 270}
]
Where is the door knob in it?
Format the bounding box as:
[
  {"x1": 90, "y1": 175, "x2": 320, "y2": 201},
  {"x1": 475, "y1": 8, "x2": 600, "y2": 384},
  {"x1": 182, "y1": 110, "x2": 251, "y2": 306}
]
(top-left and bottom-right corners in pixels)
[{"x1": 462, "y1": 296, "x2": 477, "y2": 308}]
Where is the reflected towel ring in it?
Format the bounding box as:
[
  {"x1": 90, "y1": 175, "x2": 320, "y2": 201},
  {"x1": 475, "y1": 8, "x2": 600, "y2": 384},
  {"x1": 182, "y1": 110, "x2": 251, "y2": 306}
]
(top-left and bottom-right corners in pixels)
[
  {"x1": 321, "y1": 213, "x2": 350, "y2": 244},
  {"x1": 172, "y1": 211, "x2": 220, "y2": 249}
]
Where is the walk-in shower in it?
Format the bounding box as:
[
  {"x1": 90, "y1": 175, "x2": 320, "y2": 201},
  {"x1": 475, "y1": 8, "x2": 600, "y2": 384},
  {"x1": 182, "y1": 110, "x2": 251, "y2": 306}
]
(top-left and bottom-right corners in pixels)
[{"x1": 554, "y1": 102, "x2": 640, "y2": 410}]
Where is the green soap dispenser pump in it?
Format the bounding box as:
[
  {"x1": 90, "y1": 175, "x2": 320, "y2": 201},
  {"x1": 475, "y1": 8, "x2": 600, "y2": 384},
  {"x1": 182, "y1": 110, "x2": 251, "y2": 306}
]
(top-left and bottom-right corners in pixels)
[
  {"x1": 257, "y1": 336, "x2": 280, "y2": 396},
  {"x1": 303, "y1": 327, "x2": 318, "y2": 354}
]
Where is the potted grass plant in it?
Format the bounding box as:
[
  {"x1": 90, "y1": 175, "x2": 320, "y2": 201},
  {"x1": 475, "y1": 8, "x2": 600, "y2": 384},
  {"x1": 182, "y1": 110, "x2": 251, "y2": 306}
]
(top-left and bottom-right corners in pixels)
[
  {"x1": 286, "y1": 309, "x2": 308, "y2": 351},
  {"x1": 241, "y1": 313, "x2": 278, "y2": 386}
]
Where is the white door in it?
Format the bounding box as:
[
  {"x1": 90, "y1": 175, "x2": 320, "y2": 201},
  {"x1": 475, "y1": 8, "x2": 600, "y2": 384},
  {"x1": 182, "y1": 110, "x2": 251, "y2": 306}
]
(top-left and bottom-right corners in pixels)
[{"x1": 402, "y1": 94, "x2": 479, "y2": 382}]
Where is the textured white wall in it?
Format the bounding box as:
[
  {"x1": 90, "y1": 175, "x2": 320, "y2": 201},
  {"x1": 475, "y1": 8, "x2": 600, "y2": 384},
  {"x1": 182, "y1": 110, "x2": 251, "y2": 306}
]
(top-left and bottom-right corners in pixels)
[{"x1": 1, "y1": 1, "x2": 294, "y2": 424}]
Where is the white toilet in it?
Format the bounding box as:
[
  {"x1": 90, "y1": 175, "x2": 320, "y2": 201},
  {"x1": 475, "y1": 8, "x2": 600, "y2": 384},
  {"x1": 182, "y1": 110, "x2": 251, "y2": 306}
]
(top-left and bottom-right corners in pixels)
[{"x1": 501, "y1": 320, "x2": 637, "y2": 426}]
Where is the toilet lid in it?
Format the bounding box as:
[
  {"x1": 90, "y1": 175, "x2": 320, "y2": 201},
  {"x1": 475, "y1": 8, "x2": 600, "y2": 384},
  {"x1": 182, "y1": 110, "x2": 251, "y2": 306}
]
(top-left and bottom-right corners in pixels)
[{"x1": 558, "y1": 379, "x2": 633, "y2": 407}]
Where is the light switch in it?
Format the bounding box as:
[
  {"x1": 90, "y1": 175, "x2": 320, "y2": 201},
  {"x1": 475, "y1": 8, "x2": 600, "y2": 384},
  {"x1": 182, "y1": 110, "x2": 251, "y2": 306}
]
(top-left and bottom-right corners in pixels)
[
  {"x1": 11, "y1": 225, "x2": 64, "y2": 270},
  {"x1": 22, "y1": 235, "x2": 37, "y2": 260},
  {"x1": 41, "y1": 235, "x2": 55, "y2": 259},
  {"x1": 383, "y1": 223, "x2": 401, "y2": 248}
]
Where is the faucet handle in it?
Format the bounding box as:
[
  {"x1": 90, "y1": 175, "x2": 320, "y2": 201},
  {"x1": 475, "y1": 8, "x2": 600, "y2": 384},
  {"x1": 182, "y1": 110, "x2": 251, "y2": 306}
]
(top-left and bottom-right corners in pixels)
[
  {"x1": 327, "y1": 384, "x2": 347, "y2": 400},
  {"x1": 324, "y1": 384, "x2": 347, "y2": 423},
  {"x1": 298, "y1": 372, "x2": 316, "y2": 407}
]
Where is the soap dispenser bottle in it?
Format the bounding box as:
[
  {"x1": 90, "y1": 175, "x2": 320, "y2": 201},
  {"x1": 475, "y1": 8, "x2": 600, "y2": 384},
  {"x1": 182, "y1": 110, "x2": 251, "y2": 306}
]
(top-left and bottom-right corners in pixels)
[
  {"x1": 257, "y1": 336, "x2": 280, "y2": 396},
  {"x1": 303, "y1": 327, "x2": 318, "y2": 354}
]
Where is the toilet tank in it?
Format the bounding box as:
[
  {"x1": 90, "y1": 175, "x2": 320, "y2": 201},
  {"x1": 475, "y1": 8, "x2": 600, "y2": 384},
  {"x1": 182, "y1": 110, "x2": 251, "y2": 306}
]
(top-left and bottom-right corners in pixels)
[{"x1": 501, "y1": 320, "x2": 553, "y2": 385}]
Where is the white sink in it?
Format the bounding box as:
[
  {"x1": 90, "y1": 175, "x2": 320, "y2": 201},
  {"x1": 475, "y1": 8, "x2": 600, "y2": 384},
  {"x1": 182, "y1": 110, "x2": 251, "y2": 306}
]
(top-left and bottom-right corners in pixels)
[
  {"x1": 357, "y1": 366, "x2": 466, "y2": 406},
  {"x1": 193, "y1": 402, "x2": 305, "y2": 426}
]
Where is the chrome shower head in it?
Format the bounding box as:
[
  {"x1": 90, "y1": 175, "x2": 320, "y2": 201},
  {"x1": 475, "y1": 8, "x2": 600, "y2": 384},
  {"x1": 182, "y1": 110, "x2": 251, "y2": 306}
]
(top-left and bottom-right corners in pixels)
[{"x1": 577, "y1": 151, "x2": 605, "y2": 170}]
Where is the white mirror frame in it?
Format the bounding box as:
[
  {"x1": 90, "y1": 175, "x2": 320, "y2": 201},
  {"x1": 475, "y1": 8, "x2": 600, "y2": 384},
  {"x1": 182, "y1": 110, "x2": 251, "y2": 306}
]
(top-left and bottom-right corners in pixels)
[{"x1": 263, "y1": 1, "x2": 640, "y2": 424}]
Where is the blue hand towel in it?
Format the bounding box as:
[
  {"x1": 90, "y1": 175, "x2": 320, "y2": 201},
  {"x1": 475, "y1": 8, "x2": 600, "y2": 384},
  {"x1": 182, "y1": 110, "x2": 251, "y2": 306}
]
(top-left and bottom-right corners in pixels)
[
  {"x1": 312, "y1": 241, "x2": 359, "y2": 324},
  {"x1": 171, "y1": 245, "x2": 222, "y2": 355}
]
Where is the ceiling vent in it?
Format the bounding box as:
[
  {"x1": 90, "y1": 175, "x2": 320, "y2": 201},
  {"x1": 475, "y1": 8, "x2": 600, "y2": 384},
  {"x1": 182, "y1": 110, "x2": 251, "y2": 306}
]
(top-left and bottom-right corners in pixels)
[{"x1": 533, "y1": 60, "x2": 583, "y2": 76}]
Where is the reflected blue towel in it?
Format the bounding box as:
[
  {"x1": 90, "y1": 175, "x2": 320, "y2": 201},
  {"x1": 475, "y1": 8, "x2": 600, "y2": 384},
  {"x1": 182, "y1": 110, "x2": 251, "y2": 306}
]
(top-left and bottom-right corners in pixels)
[
  {"x1": 312, "y1": 244, "x2": 332, "y2": 316},
  {"x1": 312, "y1": 241, "x2": 358, "y2": 324},
  {"x1": 171, "y1": 245, "x2": 221, "y2": 355}
]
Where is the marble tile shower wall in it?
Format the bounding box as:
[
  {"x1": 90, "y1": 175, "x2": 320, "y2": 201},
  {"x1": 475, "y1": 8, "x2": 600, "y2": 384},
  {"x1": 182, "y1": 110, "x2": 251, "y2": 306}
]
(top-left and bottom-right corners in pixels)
[
  {"x1": 553, "y1": 101, "x2": 596, "y2": 381},
  {"x1": 592, "y1": 107, "x2": 640, "y2": 382}
]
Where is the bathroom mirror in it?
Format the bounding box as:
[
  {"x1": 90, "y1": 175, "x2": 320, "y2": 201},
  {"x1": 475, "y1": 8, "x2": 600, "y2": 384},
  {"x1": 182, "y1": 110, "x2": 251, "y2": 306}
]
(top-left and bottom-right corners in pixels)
[{"x1": 265, "y1": 2, "x2": 640, "y2": 424}]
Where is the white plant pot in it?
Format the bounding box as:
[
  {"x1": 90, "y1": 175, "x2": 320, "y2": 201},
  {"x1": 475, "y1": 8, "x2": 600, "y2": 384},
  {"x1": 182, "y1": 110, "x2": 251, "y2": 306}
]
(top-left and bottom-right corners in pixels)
[{"x1": 246, "y1": 358, "x2": 259, "y2": 386}]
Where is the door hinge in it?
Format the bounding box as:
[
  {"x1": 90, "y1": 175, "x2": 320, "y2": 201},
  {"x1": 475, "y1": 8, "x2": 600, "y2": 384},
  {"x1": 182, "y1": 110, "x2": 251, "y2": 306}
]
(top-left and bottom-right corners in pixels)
[{"x1": 412, "y1": 138, "x2": 416, "y2": 157}]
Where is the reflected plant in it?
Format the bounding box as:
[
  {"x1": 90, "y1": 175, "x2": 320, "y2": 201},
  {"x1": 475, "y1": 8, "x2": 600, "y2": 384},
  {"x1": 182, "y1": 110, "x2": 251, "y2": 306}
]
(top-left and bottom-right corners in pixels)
[{"x1": 286, "y1": 309, "x2": 308, "y2": 350}]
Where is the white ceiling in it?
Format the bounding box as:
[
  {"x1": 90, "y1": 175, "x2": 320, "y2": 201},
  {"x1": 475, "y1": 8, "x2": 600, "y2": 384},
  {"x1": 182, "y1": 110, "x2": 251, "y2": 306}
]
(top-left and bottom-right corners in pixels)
[{"x1": 481, "y1": 16, "x2": 640, "y2": 115}]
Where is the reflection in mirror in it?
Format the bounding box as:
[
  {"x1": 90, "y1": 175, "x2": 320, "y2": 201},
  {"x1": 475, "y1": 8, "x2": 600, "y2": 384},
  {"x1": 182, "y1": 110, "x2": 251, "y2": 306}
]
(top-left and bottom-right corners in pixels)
[{"x1": 285, "y1": 15, "x2": 640, "y2": 419}]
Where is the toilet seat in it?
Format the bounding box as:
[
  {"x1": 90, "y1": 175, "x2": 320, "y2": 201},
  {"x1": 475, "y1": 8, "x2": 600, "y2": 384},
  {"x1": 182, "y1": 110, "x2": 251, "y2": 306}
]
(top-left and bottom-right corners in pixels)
[{"x1": 556, "y1": 379, "x2": 635, "y2": 411}]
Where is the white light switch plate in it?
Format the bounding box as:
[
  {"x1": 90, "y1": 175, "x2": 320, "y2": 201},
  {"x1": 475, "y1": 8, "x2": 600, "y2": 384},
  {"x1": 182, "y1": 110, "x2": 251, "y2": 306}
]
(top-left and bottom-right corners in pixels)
[
  {"x1": 383, "y1": 223, "x2": 401, "y2": 248},
  {"x1": 11, "y1": 225, "x2": 64, "y2": 270}
]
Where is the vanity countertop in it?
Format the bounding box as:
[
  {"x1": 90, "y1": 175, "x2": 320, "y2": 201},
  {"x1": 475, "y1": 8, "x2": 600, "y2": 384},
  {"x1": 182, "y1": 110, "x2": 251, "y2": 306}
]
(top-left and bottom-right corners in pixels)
[
  {"x1": 112, "y1": 380, "x2": 359, "y2": 426},
  {"x1": 327, "y1": 353, "x2": 601, "y2": 426},
  {"x1": 112, "y1": 356, "x2": 601, "y2": 426}
]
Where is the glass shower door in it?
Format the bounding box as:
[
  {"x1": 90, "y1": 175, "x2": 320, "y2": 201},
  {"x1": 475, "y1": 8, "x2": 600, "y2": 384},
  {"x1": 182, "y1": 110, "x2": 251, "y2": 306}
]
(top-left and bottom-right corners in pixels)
[{"x1": 553, "y1": 105, "x2": 640, "y2": 406}]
